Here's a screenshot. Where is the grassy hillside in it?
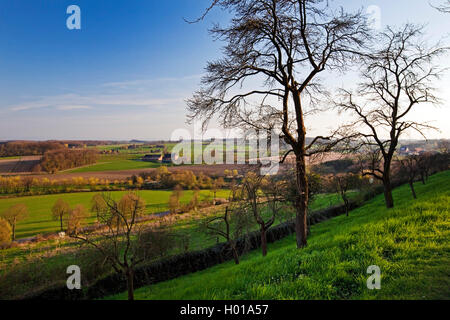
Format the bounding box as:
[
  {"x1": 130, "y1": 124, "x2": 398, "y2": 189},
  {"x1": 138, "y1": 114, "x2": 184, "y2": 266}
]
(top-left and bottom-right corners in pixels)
[
  {"x1": 0, "y1": 189, "x2": 230, "y2": 239},
  {"x1": 109, "y1": 171, "x2": 450, "y2": 300}
]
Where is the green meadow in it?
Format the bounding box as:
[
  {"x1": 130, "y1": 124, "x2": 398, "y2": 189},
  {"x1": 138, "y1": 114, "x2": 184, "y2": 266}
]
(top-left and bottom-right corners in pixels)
[
  {"x1": 108, "y1": 171, "x2": 450, "y2": 300},
  {"x1": 0, "y1": 189, "x2": 230, "y2": 239},
  {"x1": 0, "y1": 191, "x2": 349, "y2": 299}
]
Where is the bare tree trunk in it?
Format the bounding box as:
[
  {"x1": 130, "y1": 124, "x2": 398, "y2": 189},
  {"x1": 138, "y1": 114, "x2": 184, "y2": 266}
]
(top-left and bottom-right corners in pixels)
[
  {"x1": 60, "y1": 217, "x2": 63, "y2": 231},
  {"x1": 260, "y1": 228, "x2": 268, "y2": 257},
  {"x1": 420, "y1": 172, "x2": 426, "y2": 185},
  {"x1": 383, "y1": 159, "x2": 394, "y2": 209},
  {"x1": 230, "y1": 243, "x2": 240, "y2": 265},
  {"x1": 409, "y1": 181, "x2": 417, "y2": 199},
  {"x1": 344, "y1": 197, "x2": 350, "y2": 217},
  {"x1": 11, "y1": 224, "x2": 16, "y2": 241},
  {"x1": 126, "y1": 269, "x2": 134, "y2": 301},
  {"x1": 295, "y1": 155, "x2": 308, "y2": 248},
  {"x1": 383, "y1": 177, "x2": 394, "y2": 209}
]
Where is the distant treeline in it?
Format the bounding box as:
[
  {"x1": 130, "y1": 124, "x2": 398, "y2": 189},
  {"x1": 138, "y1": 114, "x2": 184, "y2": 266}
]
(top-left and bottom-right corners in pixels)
[
  {"x1": 35, "y1": 149, "x2": 99, "y2": 173},
  {"x1": 0, "y1": 141, "x2": 65, "y2": 157}
]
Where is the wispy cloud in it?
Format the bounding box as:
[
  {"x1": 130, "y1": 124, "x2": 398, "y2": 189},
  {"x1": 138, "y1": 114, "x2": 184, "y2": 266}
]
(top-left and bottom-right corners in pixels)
[
  {"x1": 101, "y1": 74, "x2": 203, "y2": 89},
  {"x1": 56, "y1": 105, "x2": 92, "y2": 111},
  {"x1": 9, "y1": 93, "x2": 184, "y2": 112}
]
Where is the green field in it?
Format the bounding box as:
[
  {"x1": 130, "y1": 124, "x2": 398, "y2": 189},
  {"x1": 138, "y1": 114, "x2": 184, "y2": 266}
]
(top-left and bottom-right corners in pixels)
[
  {"x1": 68, "y1": 143, "x2": 176, "y2": 173},
  {"x1": 109, "y1": 171, "x2": 450, "y2": 300},
  {"x1": 68, "y1": 142, "x2": 259, "y2": 173},
  {"x1": 0, "y1": 191, "x2": 349, "y2": 300},
  {"x1": 67, "y1": 158, "x2": 164, "y2": 173},
  {"x1": 0, "y1": 189, "x2": 230, "y2": 239}
]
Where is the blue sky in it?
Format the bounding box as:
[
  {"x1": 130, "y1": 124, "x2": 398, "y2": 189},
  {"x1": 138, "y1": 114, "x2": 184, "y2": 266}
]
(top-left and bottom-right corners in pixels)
[{"x1": 0, "y1": 0, "x2": 449, "y2": 140}]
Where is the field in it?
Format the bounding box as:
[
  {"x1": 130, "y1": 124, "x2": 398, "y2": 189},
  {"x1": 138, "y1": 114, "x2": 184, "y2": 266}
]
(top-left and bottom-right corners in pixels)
[
  {"x1": 0, "y1": 191, "x2": 348, "y2": 300},
  {"x1": 0, "y1": 156, "x2": 41, "y2": 174},
  {"x1": 68, "y1": 142, "x2": 257, "y2": 174},
  {"x1": 108, "y1": 171, "x2": 450, "y2": 300},
  {"x1": 0, "y1": 189, "x2": 230, "y2": 239},
  {"x1": 66, "y1": 155, "x2": 165, "y2": 173}
]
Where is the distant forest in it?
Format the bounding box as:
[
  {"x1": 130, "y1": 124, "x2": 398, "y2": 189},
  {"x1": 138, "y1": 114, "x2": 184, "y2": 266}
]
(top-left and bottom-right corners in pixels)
[
  {"x1": 0, "y1": 141, "x2": 65, "y2": 157},
  {"x1": 35, "y1": 149, "x2": 99, "y2": 173}
]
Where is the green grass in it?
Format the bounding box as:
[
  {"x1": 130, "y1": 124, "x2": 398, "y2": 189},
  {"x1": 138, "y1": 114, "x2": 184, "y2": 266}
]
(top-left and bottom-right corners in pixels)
[
  {"x1": 72, "y1": 142, "x2": 263, "y2": 173},
  {"x1": 0, "y1": 189, "x2": 229, "y2": 239},
  {"x1": 0, "y1": 191, "x2": 349, "y2": 299},
  {"x1": 68, "y1": 143, "x2": 179, "y2": 173},
  {"x1": 108, "y1": 171, "x2": 450, "y2": 300},
  {"x1": 67, "y1": 159, "x2": 164, "y2": 173}
]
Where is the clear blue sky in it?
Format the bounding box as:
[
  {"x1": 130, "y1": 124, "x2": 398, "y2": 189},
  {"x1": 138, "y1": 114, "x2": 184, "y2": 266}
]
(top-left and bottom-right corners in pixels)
[{"x1": 0, "y1": 0, "x2": 449, "y2": 140}]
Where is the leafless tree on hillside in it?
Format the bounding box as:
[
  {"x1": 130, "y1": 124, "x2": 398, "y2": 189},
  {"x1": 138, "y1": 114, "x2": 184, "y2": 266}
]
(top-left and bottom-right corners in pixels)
[
  {"x1": 187, "y1": 0, "x2": 370, "y2": 248},
  {"x1": 398, "y1": 155, "x2": 420, "y2": 199},
  {"x1": 336, "y1": 24, "x2": 448, "y2": 208},
  {"x1": 72, "y1": 193, "x2": 169, "y2": 300}
]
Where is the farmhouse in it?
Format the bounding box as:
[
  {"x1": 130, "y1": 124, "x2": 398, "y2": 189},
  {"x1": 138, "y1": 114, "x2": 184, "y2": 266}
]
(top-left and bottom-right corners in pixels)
[
  {"x1": 162, "y1": 153, "x2": 178, "y2": 164},
  {"x1": 142, "y1": 154, "x2": 163, "y2": 162}
]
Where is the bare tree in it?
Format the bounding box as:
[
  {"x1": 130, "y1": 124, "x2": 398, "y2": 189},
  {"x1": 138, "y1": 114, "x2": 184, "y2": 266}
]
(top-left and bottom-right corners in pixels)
[
  {"x1": 0, "y1": 218, "x2": 12, "y2": 247},
  {"x1": 1, "y1": 204, "x2": 28, "y2": 241},
  {"x1": 240, "y1": 172, "x2": 284, "y2": 256},
  {"x1": 187, "y1": 0, "x2": 370, "y2": 248},
  {"x1": 416, "y1": 152, "x2": 438, "y2": 185},
  {"x1": 332, "y1": 173, "x2": 362, "y2": 216},
  {"x1": 52, "y1": 198, "x2": 70, "y2": 231},
  {"x1": 72, "y1": 193, "x2": 151, "y2": 301},
  {"x1": 203, "y1": 183, "x2": 252, "y2": 264},
  {"x1": 432, "y1": 0, "x2": 450, "y2": 13},
  {"x1": 211, "y1": 177, "x2": 225, "y2": 204},
  {"x1": 169, "y1": 185, "x2": 183, "y2": 214},
  {"x1": 91, "y1": 194, "x2": 107, "y2": 223},
  {"x1": 336, "y1": 24, "x2": 448, "y2": 208},
  {"x1": 67, "y1": 204, "x2": 88, "y2": 236},
  {"x1": 398, "y1": 155, "x2": 419, "y2": 199}
]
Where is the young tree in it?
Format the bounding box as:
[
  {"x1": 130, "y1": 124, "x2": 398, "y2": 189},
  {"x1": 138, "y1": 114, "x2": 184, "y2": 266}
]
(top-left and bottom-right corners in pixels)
[
  {"x1": 240, "y1": 172, "x2": 283, "y2": 257},
  {"x1": 211, "y1": 177, "x2": 224, "y2": 204},
  {"x1": 203, "y1": 183, "x2": 252, "y2": 264},
  {"x1": 169, "y1": 185, "x2": 183, "y2": 214},
  {"x1": 72, "y1": 193, "x2": 159, "y2": 301},
  {"x1": 416, "y1": 152, "x2": 436, "y2": 185},
  {"x1": 190, "y1": 186, "x2": 200, "y2": 211},
  {"x1": 398, "y1": 155, "x2": 419, "y2": 199},
  {"x1": 52, "y1": 199, "x2": 71, "y2": 231},
  {"x1": 336, "y1": 24, "x2": 447, "y2": 208},
  {"x1": 91, "y1": 194, "x2": 107, "y2": 223},
  {"x1": 331, "y1": 173, "x2": 362, "y2": 216},
  {"x1": 187, "y1": 0, "x2": 369, "y2": 248},
  {"x1": 0, "y1": 218, "x2": 12, "y2": 247},
  {"x1": 118, "y1": 193, "x2": 146, "y2": 218},
  {"x1": 1, "y1": 203, "x2": 28, "y2": 241},
  {"x1": 67, "y1": 204, "x2": 88, "y2": 236}
]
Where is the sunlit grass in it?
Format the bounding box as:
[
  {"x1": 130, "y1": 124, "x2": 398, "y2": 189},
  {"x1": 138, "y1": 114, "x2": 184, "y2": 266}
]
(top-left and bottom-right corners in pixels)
[{"x1": 108, "y1": 171, "x2": 450, "y2": 300}]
